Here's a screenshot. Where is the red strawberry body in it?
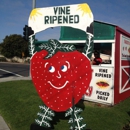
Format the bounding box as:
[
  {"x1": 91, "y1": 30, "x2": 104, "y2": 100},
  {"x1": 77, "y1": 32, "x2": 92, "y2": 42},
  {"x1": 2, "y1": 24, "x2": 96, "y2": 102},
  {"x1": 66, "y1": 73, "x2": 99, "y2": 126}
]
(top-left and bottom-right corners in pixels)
[{"x1": 31, "y1": 50, "x2": 92, "y2": 111}]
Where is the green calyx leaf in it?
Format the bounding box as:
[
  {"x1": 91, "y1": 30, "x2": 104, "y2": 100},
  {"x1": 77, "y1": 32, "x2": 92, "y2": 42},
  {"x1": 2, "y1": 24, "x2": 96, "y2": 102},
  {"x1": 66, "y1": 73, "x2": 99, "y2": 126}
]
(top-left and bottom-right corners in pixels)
[{"x1": 38, "y1": 39, "x2": 76, "y2": 59}]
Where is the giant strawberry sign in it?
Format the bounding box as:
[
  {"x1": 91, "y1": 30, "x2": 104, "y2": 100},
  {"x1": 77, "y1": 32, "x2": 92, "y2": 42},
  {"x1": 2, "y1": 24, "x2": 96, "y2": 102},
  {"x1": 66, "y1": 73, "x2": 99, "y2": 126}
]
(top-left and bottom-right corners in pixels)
[{"x1": 31, "y1": 39, "x2": 92, "y2": 112}]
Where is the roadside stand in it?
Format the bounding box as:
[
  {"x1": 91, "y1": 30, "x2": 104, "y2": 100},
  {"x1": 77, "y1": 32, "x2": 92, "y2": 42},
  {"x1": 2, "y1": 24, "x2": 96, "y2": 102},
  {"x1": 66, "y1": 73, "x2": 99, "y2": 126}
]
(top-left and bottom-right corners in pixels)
[{"x1": 59, "y1": 21, "x2": 130, "y2": 105}]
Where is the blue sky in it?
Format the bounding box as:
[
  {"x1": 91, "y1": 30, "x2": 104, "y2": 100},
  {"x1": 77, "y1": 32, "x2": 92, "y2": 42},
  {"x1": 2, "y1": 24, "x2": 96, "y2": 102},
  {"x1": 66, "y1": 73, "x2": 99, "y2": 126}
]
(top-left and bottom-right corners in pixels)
[{"x1": 0, "y1": 0, "x2": 130, "y2": 43}]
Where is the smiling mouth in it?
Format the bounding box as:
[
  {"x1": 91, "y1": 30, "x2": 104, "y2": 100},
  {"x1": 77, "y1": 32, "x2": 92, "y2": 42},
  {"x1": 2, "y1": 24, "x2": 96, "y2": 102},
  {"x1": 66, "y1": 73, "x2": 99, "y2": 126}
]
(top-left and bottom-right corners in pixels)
[{"x1": 47, "y1": 81, "x2": 69, "y2": 89}]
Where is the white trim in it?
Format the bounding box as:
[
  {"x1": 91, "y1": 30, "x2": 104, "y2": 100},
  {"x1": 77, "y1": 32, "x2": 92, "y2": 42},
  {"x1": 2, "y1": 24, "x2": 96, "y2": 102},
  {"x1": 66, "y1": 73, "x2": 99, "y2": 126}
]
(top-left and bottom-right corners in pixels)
[
  {"x1": 59, "y1": 40, "x2": 85, "y2": 43},
  {"x1": 112, "y1": 42, "x2": 115, "y2": 104},
  {"x1": 94, "y1": 40, "x2": 115, "y2": 43},
  {"x1": 120, "y1": 66, "x2": 130, "y2": 93},
  {"x1": 119, "y1": 35, "x2": 122, "y2": 93},
  {"x1": 59, "y1": 40, "x2": 115, "y2": 43},
  {"x1": 111, "y1": 43, "x2": 115, "y2": 66}
]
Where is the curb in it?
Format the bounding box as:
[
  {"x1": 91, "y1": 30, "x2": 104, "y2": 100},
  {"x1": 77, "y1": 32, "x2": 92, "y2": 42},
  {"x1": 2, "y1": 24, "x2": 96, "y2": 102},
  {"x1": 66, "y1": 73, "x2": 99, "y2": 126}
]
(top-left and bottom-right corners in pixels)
[{"x1": 0, "y1": 76, "x2": 31, "y2": 83}]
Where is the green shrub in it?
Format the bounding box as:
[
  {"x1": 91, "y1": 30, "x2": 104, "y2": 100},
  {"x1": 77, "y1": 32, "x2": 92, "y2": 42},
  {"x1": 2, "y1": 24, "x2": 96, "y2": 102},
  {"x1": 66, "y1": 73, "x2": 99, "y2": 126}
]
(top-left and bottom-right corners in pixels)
[{"x1": 0, "y1": 57, "x2": 7, "y2": 62}]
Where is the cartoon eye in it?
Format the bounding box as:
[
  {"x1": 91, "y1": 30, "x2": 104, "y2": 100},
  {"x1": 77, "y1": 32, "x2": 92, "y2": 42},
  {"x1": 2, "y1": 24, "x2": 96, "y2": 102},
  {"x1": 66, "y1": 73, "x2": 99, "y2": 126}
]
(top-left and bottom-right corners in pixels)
[
  {"x1": 61, "y1": 65, "x2": 67, "y2": 72},
  {"x1": 49, "y1": 66, "x2": 55, "y2": 73}
]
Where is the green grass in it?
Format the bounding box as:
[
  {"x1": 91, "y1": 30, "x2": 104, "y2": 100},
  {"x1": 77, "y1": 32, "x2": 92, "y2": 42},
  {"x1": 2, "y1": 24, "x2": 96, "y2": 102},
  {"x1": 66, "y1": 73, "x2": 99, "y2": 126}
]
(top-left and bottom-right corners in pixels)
[{"x1": 0, "y1": 80, "x2": 130, "y2": 130}]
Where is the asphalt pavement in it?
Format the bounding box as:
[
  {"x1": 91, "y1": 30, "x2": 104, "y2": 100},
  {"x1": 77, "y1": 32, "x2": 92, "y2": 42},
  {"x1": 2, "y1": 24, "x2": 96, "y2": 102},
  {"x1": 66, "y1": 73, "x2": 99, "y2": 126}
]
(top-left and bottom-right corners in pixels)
[{"x1": 0, "y1": 76, "x2": 31, "y2": 130}]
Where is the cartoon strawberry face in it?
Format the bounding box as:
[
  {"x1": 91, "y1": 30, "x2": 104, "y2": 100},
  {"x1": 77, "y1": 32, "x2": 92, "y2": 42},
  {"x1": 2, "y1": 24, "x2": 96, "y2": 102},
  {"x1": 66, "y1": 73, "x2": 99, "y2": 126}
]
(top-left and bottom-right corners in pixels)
[{"x1": 31, "y1": 50, "x2": 92, "y2": 112}]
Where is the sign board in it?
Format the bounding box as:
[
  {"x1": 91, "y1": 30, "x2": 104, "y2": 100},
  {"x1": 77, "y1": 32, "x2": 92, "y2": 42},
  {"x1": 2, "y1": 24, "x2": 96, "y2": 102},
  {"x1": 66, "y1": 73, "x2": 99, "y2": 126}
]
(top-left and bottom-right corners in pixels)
[
  {"x1": 28, "y1": 3, "x2": 94, "y2": 129},
  {"x1": 28, "y1": 3, "x2": 93, "y2": 34},
  {"x1": 121, "y1": 35, "x2": 130, "y2": 60},
  {"x1": 83, "y1": 66, "x2": 114, "y2": 104}
]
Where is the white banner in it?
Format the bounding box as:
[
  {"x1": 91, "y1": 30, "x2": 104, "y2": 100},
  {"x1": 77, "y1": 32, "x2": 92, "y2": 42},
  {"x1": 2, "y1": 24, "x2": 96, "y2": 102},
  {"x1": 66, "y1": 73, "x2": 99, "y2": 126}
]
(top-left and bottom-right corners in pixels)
[{"x1": 28, "y1": 3, "x2": 93, "y2": 34}]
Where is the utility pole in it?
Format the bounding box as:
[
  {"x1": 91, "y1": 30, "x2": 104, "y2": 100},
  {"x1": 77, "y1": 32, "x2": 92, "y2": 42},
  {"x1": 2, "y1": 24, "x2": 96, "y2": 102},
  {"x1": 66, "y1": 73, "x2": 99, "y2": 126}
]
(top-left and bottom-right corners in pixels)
[
  {"x1": 29, "y1": 0, "x2": 36, "y2": 78},
  {"x1": 32, "y1": 0, "x2": 36, "y2": 9}
]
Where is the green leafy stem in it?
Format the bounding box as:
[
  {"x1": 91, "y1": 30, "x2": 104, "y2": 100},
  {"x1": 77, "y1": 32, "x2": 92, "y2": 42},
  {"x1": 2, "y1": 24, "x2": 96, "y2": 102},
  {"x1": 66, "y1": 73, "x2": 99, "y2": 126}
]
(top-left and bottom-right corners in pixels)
[
  {"x1": 35, "y1": 104, "x2": 55, "y2": 128},
  {"x1": 65, "y1": 107, "x2": 86, "y2": 130}
]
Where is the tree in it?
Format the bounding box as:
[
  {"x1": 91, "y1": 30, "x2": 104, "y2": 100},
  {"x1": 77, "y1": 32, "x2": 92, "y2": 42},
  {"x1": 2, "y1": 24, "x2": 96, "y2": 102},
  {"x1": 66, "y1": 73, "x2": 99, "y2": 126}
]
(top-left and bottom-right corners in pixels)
[
  {"x1": 0, "y1": 43, "x2": 3, "y2": 54},
  {"x1": 1, "y1": 34, "x2": 29, "y2": 58}
]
